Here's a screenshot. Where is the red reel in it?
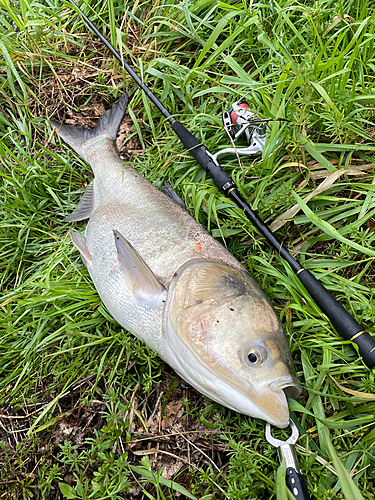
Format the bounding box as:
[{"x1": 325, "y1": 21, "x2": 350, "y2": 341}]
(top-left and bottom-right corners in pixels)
[{"x1": 230, "y1": 102, "x2": 251, "y2": 126}]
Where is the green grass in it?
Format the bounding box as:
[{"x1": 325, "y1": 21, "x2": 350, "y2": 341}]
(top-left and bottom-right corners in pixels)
[{"x1": 1, "y1": 0, "x2": 375, "y2": 498}]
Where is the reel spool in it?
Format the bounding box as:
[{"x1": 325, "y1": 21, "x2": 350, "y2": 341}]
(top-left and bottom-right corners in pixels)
[{"x1": 213, "y1": 101, "x2": 266, "y2": 162}]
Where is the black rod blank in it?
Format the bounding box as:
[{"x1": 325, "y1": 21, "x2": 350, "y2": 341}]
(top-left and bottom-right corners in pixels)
[{"x1": 66, "y1": 0, "x2": 375, "y2": 369}]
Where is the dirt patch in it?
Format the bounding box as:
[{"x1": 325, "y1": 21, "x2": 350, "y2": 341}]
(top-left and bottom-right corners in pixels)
[{"x1": 0, "y1": 367, "x2": 228, "y2": 499}]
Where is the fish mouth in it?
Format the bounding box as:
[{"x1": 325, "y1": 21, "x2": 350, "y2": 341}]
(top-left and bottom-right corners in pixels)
[
  {"x1": 248, "y1": 378, "x2": 302, "y2": 428},
  {"x1": 270, "y1": 376, "x2": 302, "y2": 400}
]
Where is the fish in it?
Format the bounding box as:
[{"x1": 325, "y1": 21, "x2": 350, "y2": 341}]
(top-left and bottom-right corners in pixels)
[{"x1": 51, "y1": 93, "x2": 302, "y2": 428}]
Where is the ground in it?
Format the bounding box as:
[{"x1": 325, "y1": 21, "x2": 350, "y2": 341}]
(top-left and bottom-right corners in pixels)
[{"x1": 1, "y1": 1, "x2": 375, "y2": 499}]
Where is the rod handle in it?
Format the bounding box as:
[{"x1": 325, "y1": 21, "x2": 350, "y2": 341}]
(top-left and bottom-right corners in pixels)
[
  {"x1": 171, "y1": 121, "x2": 233, "y2": 191},
  {"x1": 297, "y1": 269, "x2": 375, "y2": 369}
]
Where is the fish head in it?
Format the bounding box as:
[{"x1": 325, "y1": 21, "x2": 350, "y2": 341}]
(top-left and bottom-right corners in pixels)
[{"x1": 163, "y1": 260, "x2": 302, "y2": 428}]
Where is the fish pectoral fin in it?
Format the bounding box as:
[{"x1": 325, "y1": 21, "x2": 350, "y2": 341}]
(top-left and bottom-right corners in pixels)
[
  {"x1": 114, "y1": 230, "x2": 166, "y2": 299},
  {"x1": 64, "y1": 180, "x2": 95, "y2": 222},
  {"x1": 70, "y1": 230, "x2": 92, "y2": 268},
  {"x1": 182, "y1": 262, "x2": 245, "y2": 307}
]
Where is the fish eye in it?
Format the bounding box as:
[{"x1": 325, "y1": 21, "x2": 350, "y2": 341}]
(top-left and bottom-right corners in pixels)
[{"x1": 247, "y1": 348, "x2": 264, "y2": 365}]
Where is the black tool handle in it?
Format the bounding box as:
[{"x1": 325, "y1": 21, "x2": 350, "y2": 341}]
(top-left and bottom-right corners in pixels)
[{"x1": 286, "y1": 467, "x2": 310, "y2": 500}]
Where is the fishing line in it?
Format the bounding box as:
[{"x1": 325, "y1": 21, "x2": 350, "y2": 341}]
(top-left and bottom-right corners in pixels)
[{"x1": 65, "y1": 0, "x2": 375, "y2": 370}]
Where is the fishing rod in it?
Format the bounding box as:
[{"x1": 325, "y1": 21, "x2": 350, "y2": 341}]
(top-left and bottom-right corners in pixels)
[{"x1": 66, "y1": 0, "x2": 375, "y2": 370}]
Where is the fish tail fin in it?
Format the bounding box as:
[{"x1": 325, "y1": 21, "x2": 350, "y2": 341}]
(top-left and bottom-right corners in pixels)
[{"x1": 50, "y1": 93, "x2": 129, "y2": 158}]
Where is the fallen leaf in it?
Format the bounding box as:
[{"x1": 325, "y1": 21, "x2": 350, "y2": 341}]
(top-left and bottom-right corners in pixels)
[{"x1": 270, "y1": 168, "x2": 345, "y2": 231}]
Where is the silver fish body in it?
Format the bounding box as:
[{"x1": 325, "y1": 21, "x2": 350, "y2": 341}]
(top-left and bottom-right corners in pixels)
[{"x1": 52, "y1": 94, "x2": 301, "y2": 428}]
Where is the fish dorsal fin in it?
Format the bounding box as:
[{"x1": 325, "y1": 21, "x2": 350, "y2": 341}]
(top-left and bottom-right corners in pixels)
[
  {"x1": 161, "y1": 180, "x2": 186, "y2": 209},
  {"x1": 114, "y1": 230, "x2": 166, "y2": 300},
  {"x1": 64, "y1": 180, "x2": 95, "y2": 222},
  {"x1": 51, "y1": 93, "x2": 128, "y2": 159},
  {"x1": 70, "y1": 230, "x2": 92, "y2": 268}
]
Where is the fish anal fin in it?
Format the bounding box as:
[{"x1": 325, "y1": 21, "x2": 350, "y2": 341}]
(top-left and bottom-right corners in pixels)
[
  {"x1": 113, "y1": 230, "x2": 166, "y2": 301},
  {"x1": 64, "y1": 180, "x2": 95, "y2": 222},
  {"x1": 70, "y1": 230, "x2": 92, "y2": 268}
]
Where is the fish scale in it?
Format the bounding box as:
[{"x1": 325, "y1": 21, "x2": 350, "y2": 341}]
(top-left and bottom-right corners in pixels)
[
  {"x1": 85, "y1": 156, "x2": 244, "y2": 284},
  {"x1": 52, "y1": 93, "x2": 302, "y2": 428}
]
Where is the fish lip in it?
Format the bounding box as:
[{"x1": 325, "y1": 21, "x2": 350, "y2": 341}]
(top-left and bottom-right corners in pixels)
[
  {"x1": 247, "y1": 376, "x2": 302, "y2": 428},
  {"x1": 270, "y1": 376, "x2": 302, "y2": 400},
  {"x1": 247, "y1": 384, "x2": 291, "y2": 428}
]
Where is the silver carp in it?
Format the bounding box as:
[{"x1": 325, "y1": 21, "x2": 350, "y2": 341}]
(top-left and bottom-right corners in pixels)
[{"x1": 52, "y1": 93, "x2": 301, "y2": 428}]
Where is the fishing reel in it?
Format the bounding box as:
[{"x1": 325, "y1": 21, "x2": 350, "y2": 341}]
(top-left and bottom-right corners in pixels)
[{"x1": 212, "y1": 101, "x2": 266, "y2": 163}]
